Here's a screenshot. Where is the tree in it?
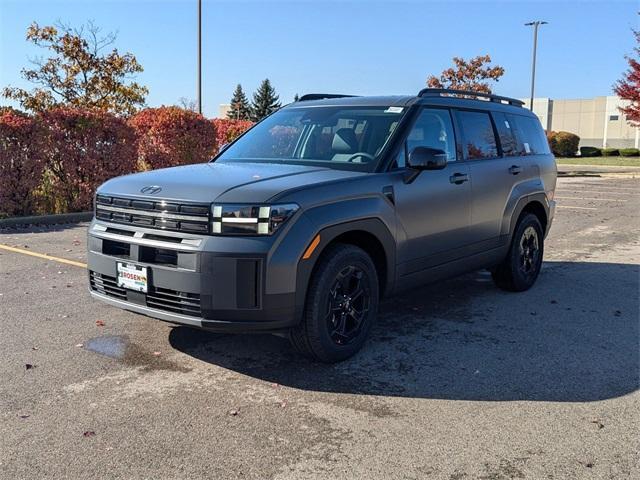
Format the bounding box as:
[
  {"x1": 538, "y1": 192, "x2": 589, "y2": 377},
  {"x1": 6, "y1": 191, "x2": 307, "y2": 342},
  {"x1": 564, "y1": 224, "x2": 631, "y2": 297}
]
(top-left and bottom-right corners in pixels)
[
  {"x1": 251, "y1": 78, "x2": 281, "y2": 121},
  {"x1": 227, "y1": 84, "x2": 251, "y2": 120},
  {"x1": 614, "y1": 26, "x2": 640, "y2": 124},
  {"x1": 427, "y1": 55, "x2": 505, "y2": 94},
  {"x1": 3, "y1": 21, "x2": 148, "y2": 115},
  {"x1": 293, "y1": 93, "x2": 300, "y2": 102},
  {"x1": 177, "y1": 97, "x2": 197, "y2": 112}
]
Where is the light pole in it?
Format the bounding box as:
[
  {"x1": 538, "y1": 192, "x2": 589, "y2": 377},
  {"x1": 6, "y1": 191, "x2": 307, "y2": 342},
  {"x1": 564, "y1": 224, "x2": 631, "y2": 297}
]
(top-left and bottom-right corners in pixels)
[
  {"x1": 197, "y1": 0, "x2": 202, "y2": 114},
  {"x1": 525, "y1": 20, "x2": 547, "y2": 111}
]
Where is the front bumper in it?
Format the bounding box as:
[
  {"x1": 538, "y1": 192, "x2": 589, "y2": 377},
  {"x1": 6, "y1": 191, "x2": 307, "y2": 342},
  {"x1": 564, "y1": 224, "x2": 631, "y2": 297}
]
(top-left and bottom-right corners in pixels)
[{"x1": 87, "y1": 220, "x2": 298, "y2": 332}]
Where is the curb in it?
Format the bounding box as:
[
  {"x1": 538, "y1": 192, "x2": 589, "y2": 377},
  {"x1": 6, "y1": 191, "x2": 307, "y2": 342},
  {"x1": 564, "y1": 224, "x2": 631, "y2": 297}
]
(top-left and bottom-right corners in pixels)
[{"x1": 0, "y1": 212, "x2": 93, "y2": 228}]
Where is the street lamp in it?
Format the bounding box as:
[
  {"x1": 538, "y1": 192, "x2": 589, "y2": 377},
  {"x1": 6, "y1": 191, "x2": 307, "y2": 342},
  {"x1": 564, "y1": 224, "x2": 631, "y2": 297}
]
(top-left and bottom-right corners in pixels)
[
  {"x1": 197, "y1": 0, "x2": 202, "y2": 114},
  {"x1": 525, "y1": 20, "x2": 547, "y2": 111}
]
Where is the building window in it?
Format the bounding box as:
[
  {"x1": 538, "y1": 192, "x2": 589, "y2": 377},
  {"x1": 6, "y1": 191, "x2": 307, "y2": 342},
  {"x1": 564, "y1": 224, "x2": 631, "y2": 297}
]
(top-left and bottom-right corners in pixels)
[{"x1": 609, "y1": 115, "x2": 620, "y2": 121}]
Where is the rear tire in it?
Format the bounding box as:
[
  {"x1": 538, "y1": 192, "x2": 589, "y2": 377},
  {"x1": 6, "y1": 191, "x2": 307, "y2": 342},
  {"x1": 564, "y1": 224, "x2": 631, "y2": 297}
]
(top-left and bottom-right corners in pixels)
[
  {"x1": 289, "y1": 244, "x2": 379, "y2": 363},
  {"x1": 492, "y1": 213, "x2": 544, "y2": 292}
]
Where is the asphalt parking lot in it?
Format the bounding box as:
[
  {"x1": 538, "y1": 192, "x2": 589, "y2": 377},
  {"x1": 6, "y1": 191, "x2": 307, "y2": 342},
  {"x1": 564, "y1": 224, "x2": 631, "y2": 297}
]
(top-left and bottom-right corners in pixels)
[{"x1": 1, "y1": 175, "x2": 638, "y2": 480}]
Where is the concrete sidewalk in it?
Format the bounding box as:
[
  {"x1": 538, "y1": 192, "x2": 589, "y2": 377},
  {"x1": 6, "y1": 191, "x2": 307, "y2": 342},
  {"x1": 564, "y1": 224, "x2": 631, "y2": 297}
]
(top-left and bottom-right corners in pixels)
[{"x1": 558, "y1": 163, "x2": 640, "y2": 176}]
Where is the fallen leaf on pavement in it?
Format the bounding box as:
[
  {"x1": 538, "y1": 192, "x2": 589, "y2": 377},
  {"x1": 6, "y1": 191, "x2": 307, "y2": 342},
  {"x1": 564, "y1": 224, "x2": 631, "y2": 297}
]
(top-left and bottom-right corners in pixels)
[
  {"x1": 229, "y1": 409, "x2": 239, "y2": 416},
  {"x1": 95, "y1": 320, "x2": 105, "y2": 327},
  {"x1": 25, "y1": 364, "x2": 36, "y2": 370},
  {"x1": 18, "y1": 414, "x2": 30, "y2": 419},
  {"x1": 75, "y1": 343, "x2": 83, "y2": 348},
  {"x1": 153, "y1": 351, "x2": 161, "y2": 356},
  {"x1": 590, "y1": 419, "x2": 605, "y2": 429},
  {"x1": 83, "y1": 431, "x2": 96, "y2": 437}
]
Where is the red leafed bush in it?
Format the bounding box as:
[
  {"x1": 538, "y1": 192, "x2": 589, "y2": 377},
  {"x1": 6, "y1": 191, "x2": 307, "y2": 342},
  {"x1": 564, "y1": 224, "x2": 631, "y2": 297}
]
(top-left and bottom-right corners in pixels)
[
  {"x1": 212, "y1": 118, "x2": 253, "y2": 153},
  {"x1": 130, "y1": 107, "x2": 217, "y2": 169},
  {"x1": 0, "y1": 111, "x2": 45, "y2": 217},
  {"x1": 39, "y1": 108, "x2": 138, "y2": 212}
]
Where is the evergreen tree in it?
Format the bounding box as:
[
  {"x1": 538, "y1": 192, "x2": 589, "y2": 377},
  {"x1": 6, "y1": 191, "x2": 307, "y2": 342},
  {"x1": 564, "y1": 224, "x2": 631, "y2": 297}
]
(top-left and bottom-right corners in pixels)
[
  {"x1": 251, "y1": 79, "x2": 281, "y2": 121},
  {"x1": 227, "y1": 84, "x2": 251, "y2": 120},
  {"x1": 293, "y1": 93, "x2": 300, "y2": 102}
]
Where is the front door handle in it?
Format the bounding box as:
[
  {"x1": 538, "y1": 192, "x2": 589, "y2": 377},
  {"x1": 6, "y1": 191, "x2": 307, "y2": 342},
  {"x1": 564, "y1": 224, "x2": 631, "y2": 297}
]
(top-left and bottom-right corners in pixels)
[
  {"x1": 509, "y1": 165, "x2": 523, "y2": 175},
  {"x1": 449, "y1": 173, "x2": 469, "y2": 184}
]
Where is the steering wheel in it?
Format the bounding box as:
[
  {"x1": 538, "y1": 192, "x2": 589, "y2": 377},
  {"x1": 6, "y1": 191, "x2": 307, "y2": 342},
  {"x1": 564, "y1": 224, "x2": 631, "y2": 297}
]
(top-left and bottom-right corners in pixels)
[{"x1": 346, "y1": 152, "x2": 375, "y2": 163}]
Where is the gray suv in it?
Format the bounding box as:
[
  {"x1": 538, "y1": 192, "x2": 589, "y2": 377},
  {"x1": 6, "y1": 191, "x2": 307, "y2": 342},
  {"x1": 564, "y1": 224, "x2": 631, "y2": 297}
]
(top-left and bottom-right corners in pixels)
[{"x1": 88, "y1": 88, "x2": 556, "y2": 362}]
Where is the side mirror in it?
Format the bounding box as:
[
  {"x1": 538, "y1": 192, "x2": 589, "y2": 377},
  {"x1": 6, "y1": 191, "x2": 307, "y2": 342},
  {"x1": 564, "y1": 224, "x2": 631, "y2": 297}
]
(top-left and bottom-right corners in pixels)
[{"x1": 408, "y1": 146, "x2": 447, "y2": 170}]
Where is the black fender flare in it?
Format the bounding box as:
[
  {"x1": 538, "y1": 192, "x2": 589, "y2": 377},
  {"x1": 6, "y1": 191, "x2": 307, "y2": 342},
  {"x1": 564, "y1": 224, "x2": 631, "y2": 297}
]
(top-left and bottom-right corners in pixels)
[
  {"x1": 293, "y1": 217, "x2": 396, "y2": 321},
  {"x1": 505, "y1": 192, "x2": 551, "y2": 239}
]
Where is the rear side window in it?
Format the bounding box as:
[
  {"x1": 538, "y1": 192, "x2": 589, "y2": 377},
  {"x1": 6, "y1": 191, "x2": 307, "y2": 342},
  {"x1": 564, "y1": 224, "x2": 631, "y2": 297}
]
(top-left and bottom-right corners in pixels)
[
  {"x1": 492, "y1": 112, "x2": 523, "y2": 157},
  {"x1": 509, "y1": 114, "x2": 550, "y2": 155},
  {"x1": 457, "y1": 110, "x2": 498, "y2": 160}
]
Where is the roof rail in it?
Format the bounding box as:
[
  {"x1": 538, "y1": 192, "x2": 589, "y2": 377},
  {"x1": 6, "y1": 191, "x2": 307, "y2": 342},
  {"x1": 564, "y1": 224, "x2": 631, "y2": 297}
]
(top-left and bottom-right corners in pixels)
[
  {"x1": 417, "y1": 88, "x2": 524, "y2": 107},
  {"x1": 298, "y1": 93, "x2": 358, "y2": 102}
]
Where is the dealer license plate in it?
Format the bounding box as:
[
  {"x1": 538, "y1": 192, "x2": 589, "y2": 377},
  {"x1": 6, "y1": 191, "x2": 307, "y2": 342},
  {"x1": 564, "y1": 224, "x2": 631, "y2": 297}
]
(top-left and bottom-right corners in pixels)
[{"x1": 116, "y1": 263, "x2": 148, "y2": 293}]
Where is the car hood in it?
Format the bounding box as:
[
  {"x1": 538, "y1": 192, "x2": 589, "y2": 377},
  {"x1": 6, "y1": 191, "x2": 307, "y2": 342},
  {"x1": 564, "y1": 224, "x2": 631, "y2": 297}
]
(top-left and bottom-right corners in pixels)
[{"x1": 97, "y1": 161, "x2": 365, "y2": 204}]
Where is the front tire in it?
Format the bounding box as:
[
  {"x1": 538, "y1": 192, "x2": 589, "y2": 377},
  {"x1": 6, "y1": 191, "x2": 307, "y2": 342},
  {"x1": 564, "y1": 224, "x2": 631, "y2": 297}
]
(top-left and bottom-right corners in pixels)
[
  {"x1": 492, "y1": 213, "x2": 544, "y2": 292},
  {"x1": 289, "y1": 244, "x2": 379, "y2": 363}
]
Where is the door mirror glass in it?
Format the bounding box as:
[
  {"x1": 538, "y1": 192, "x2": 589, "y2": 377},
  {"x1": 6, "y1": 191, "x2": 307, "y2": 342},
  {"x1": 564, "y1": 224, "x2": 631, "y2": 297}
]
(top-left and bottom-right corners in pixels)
[{"x1": 408, "y1": 146, "x2": 447, "y2": 170}]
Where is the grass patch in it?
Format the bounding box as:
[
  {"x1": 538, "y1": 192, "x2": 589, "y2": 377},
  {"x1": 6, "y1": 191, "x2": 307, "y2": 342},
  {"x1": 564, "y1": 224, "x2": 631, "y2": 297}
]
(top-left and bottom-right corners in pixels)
[{"x1": 556, "y1": 156, "x2": 640, "y2": 167}]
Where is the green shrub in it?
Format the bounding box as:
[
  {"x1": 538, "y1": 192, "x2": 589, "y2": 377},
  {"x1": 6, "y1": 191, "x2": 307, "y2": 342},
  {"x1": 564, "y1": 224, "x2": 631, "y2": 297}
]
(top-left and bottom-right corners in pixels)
[
  {"x1": 601, "y1": 148, "x2": 620, "y2": 156},
  {"x1": 619, "y1": 148, "x2": 640, "y2": 157},
  {"x1": 579, "y1": 146, "x2": 601, "y2": 157},
  {"x1": 547, "y1": 131, "x2": 580, "y2": 157}
]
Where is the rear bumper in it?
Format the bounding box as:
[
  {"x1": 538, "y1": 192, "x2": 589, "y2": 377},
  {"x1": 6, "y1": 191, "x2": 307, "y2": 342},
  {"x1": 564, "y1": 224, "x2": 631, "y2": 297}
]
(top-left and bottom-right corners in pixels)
[{"x1": 87, "y1": 219, "x2": 299, "y2": 332}]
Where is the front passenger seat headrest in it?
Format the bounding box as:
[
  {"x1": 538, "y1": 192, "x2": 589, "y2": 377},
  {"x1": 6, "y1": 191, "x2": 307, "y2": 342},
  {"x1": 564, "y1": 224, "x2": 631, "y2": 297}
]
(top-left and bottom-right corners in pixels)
[{"x1": 332, "y1": 128, "x2": 358, "y2": 153}]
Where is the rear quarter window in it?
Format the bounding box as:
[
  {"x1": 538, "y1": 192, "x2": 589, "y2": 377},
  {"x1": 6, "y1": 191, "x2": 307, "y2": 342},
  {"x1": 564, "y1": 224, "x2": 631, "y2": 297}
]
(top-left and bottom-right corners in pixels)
[
  {"x1": 492, "y1": 112, "x2": 524, "y2": 157},
  {"x1": 509, "y1": 114, "x2": 550, "y2": 155}
]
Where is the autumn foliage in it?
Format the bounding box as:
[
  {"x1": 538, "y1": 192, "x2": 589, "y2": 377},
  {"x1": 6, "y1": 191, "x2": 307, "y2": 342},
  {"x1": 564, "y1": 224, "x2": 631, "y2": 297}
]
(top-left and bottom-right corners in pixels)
[
  {"x1": 427, "y1": 55, "x2": 505, "y2": 94},
  {"x1": 614, "y1": 27, "x2": 640, "y2": 124},
  {"x1": 546, "y1": 131, "x2": 580, "y2": 157},
  {"x1": 0, "y1": 111, "x2": 45, "y2": 216},
  {"x1": 212, "y1": 118, "x2": 253, "y2": 153},
  {"x1": 39, "y1": 108, "x2": 138, "y2": 212},
  {"x1": 0, "y1": 106, "x2": 255, "y2": 216},
  {"x1": 130, "y1": 107, "x2": 217, "y2": 170}
]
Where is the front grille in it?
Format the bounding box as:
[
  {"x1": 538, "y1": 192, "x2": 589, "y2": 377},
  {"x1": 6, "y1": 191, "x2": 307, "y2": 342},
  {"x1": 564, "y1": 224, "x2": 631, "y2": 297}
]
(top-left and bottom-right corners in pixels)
[
  {"x1": 90, "y1": 271, "x2": 127, "y2": 299},
  {"x1": 95, "y1": 195, "x2": 210, "y2": 234},
  {"x1": 90, "y1": 271, "x2": 202, "y2": 318},
  {"x1": 146, "y1": 287, "x2": 202, "y2": 317}
]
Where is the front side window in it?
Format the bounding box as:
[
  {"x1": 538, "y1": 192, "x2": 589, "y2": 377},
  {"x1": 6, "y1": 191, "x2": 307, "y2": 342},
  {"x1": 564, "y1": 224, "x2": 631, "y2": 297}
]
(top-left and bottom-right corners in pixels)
[
  {"x1": 216, "y1": 106, "x2": 405, "y2": 171},
  {"x1": 401, "y1": 108, "x2": 456, "y2": 166},
  {"x1": 458, "y1": 110, "x2": 498, "y2": 160}
]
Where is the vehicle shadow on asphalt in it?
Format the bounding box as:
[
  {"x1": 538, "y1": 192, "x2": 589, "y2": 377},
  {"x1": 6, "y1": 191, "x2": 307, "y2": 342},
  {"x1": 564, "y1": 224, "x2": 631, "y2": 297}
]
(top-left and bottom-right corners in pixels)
[{"x1": 169, "y1": 261, "x2": 639, "y2": 402}]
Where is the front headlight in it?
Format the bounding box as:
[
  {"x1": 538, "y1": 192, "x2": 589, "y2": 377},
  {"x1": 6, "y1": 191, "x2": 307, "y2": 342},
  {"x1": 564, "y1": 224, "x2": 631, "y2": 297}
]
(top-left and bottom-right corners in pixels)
[{"x1": 211, "y1": 203, "x2": 299, "y2": 235}]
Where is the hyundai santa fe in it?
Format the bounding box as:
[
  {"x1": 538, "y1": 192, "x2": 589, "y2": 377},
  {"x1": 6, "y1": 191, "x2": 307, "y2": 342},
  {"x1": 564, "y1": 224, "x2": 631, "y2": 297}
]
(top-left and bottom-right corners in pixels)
[{"x1": 88, "y1": 88, "x2": 557, "y2": 362}]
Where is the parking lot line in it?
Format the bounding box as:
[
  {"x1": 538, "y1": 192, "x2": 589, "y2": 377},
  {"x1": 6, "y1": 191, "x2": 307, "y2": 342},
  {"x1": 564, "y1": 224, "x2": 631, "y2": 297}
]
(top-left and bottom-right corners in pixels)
[
  {"x1": 0, "y1": 244, "x2": 87, "y2": 268},
  {"x1": 556, "y1": 205, "x2": 598, "y2": 210},
  {"x1": 555, "y1": 196, "x2": 628, "y2": 202}
]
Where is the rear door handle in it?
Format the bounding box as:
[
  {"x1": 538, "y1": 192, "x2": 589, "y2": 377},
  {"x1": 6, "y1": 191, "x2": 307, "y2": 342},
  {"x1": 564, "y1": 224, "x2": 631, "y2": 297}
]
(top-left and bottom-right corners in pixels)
[
  {"x1": 449, "y1": 173, "x2": 469, "y2": 184},
  {"x1": 509, "y1": 165, "x2": 523, "y2": 175}
]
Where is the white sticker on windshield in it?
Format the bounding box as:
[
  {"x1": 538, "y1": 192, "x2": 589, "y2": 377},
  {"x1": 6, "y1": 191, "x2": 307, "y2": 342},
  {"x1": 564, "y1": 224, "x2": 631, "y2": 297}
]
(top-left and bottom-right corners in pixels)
[
  {"x1": 504, "y1": 120, "x2": 511, "y2": 129},
  {"x1": 385, "y1": 106, "x2": 404, "y2": 113},
  {"x1": 524, "y1": 142, "x2": 531, "y2": 153}
]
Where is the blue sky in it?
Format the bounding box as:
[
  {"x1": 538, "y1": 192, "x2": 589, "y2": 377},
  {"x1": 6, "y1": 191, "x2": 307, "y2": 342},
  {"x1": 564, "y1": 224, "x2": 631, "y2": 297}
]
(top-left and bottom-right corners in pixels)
[{"x1": 1, "y1": 0, "x2": 637, "y2": 117}]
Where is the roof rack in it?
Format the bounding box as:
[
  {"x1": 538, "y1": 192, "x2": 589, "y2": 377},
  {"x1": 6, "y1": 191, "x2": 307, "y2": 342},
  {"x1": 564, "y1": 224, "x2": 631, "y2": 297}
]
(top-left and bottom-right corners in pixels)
[
  {"x1": 298, "y1": 93, "x2": 358, "y2": 102},
  {"x1": 417, "y1": 88, "x2": 524, "y2": 107}
]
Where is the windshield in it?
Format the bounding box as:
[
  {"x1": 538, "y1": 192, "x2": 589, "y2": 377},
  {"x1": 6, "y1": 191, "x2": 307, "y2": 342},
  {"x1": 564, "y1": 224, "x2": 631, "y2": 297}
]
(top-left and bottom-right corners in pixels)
[{"x1": 215, "y1": 105, "x2": 405, "y2": 171}]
